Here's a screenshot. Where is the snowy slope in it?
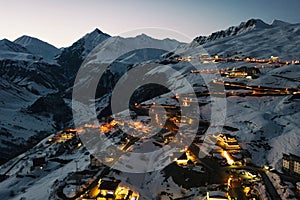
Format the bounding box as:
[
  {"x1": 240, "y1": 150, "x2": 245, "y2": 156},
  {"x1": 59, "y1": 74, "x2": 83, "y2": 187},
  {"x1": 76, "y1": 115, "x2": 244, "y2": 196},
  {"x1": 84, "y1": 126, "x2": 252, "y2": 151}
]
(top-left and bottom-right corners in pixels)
[
  {"x1": 193, "y1": 19, "x2": 271, "y2": 46},
  {"x1": 14, "y1": 36, "x2": 61, "y2": 64},
  {"x1": 0, "y1": 58, "x2": 69, "y2": 165},
  {"x1": 72, "y1": 34, "x2": 184, "y2": 117},
  {"x1": 0, "y1": 135, "x2": 90, "y2": 200},
  {"x1": 198, "y1": 20, "x2": 300, "y2": 60},
  {"x1": 0, "y1": 76, "x2": 57, "y2": 165},
  {"x1": 81, "y1": 28, "x2": 111, "y2": 57},
  {"x1": 0, "y1": 19, "x2": 299, "y2": 199},
  {"x1": 90, "y1": 34, "x2": 183, "y2": 64},
  {"x1": 56, "y1": 28, "x2": 111, "y2": 86},
  {"x1": 168, "y1": 19, "x2": 300, "y2": 169}
]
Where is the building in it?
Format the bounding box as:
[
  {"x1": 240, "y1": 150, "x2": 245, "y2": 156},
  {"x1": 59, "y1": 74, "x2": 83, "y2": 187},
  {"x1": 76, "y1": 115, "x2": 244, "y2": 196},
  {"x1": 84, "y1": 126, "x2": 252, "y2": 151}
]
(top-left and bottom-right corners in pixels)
[
  {"x1": 282, "y1": 153, "x2": 300, "y2": 176},
  {"x1": 32, "y1": 156, "x2": 47, "y2": 170},
  {"x1": 171, "y1": 152, "x2": 189, "y2": 166},
  {"x1": 224, "y1": 141, "x2": 240, "y2": 150},
  {"x1": 206, "y1": 191, "x2": 229, "y2": 200},
  {"x1": 215, "y1": 134, "x2": 240, "y2": 150},
  {"x1": 296, "y1": 182, "x2": 300, "y2": 196},
  {"x1": 115, "y1": 185, "x2": 139, "y2": 200},
  {"x1": 97, "y1": 179, "x2": 121, "y2": 199},
  {"x1": 89, "y1": 178, "x2": 139, "y2": 200},
  {"x1": 227, "y1": 66, "x2": 260, "y2": 79},
  {"x1": 90, "y1": 154, "x2": 103, "y2": 168},
  {"x1": 54, "y1": 129, "x2": 77, "y2": 143}
]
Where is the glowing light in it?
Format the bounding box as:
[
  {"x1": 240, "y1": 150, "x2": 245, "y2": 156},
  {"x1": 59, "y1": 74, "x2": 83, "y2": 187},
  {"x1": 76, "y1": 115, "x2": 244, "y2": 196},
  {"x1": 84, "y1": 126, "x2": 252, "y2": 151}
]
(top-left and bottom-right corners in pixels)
[
  {"x1": 222, "y1": 150, "x2": 234, "y2": 165},
  {"x1": 84, "y1": 124, "x2": 99, "y2": 129}
]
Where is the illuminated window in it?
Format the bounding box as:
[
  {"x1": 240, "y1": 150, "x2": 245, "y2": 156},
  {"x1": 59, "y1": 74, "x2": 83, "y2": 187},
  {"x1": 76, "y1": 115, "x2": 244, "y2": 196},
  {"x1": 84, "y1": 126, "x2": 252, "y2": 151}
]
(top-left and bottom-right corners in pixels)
[{"x1": 283, "y1": 159, "x2": 289, "y2": 169}]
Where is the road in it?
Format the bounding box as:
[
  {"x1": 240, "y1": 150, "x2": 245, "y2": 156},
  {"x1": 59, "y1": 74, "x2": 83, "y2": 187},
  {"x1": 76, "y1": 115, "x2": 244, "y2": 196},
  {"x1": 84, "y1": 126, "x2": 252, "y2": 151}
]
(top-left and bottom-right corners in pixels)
[{"x1": 259, "y1": 171, "x2": 281, "y2": 200}]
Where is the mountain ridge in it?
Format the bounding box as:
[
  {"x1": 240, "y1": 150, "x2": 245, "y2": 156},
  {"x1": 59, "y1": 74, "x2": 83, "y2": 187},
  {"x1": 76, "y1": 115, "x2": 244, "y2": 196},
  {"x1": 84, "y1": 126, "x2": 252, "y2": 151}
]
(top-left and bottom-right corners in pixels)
[
  {"x1": 14, "y1": 35, "x2": 61, "y2": 64},
  {"x1": 192, "y1": 19, "x2": 277, "y2": 46}
]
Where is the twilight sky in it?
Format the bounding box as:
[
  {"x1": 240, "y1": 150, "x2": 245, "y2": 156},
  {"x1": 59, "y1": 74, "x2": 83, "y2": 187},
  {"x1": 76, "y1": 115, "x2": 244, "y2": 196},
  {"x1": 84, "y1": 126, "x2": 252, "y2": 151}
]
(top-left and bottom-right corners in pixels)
[{"x1": 1, "y1": 0, "x2": 300, "y2": 48}]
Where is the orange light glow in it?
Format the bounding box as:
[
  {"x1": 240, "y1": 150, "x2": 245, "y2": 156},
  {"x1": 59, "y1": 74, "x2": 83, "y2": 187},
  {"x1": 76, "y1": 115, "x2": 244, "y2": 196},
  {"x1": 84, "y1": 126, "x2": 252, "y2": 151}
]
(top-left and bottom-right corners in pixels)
[{"x1": 222, "y1": 150, "x2": 234, "y2": 165}]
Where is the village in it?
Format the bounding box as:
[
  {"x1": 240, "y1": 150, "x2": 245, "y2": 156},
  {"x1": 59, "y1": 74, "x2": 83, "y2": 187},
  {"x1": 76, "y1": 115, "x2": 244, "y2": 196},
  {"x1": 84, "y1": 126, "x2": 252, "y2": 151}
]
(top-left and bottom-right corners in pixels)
[
  {"x1": 27, "y1": 93, "x2": 299, "y2": 200},
  {"x1": 0, "y1": 52, "x2": 299, "y2": 199},
  {"x1": 1, "y1": 95, "x2": 300, "y2": 199},
  {"x1": 25, "y1": 116, "x2": 300, "y2": 200}
]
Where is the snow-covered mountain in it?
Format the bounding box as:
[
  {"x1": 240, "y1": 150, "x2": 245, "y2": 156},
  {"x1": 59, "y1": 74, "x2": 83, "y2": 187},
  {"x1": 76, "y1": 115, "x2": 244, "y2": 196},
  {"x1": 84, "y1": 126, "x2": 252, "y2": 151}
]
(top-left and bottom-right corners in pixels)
[
  {"x1": 81, "y1": 28, "x2": 111, "y2": 57},
  {"x1": 168, "y1": 19, "x2": 300, "y2": 169},
  {"x1": 193, "y1": 19, "x2": 271, "y2": 46},
  {"x1": 90, "y1": 33, "x2": 183, "y2": 63},
  {"x1": 57, "y1": 28, "x2": 111, "y2": 83},
  {"x1": 0, "y1": 28, "x2": 184, "y2": 166},
  {"x1": 188, "y1": 19, "x2": 300, "y2": 60},
  {"x1": 72, "y1": 33, "x2": 184, "y2": 117},
  {"x1": 14, "y1": 36, "x2": 61, "y2": 64},
  {"x1": 0, "y1": 58, "x2": 68, "y2": 165},
  {"x1": 0, "y1": 39, "x2": 34, "y2": 61},
  {"x1": 0, "y1": 19, "x2": 299, "y2": 200},
  {"x1": 271, "y1": 19, "x2": 291, "y2": 27}
]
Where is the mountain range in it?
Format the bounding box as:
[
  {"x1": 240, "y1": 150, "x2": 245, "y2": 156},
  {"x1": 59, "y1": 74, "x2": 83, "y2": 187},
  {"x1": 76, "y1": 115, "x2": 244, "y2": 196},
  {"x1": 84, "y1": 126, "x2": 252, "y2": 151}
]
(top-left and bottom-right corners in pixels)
[{"x1": 0, "y1": 18, "x2": 299, "y2": 199}]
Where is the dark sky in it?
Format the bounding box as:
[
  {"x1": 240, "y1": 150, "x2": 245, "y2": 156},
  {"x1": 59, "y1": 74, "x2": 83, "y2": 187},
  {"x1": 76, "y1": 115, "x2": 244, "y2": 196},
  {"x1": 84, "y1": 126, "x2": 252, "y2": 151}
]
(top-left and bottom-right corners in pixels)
[{"x1": 1, "y1": 0, "x2": 300, "y2": 47}]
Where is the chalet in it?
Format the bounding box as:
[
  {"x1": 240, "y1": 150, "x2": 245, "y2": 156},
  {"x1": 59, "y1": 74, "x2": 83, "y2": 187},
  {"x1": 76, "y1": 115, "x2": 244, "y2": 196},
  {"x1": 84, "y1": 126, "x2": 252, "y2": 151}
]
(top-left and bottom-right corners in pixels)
[{"x1": 282, "y1": 153, "x2": 300, "y2": 176}]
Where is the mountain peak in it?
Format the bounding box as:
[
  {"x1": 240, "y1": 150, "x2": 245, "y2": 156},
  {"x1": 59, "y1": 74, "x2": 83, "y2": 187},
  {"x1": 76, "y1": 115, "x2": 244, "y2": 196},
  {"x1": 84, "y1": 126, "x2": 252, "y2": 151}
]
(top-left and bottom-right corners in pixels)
[
  {"x1": 14, "y1": 35, "x2": 61, "y2": 64},
  {"x1": 0, "y1": 38, "x2": 28, "y2": 52},
  {"x1": 85, "y1": 28, "x2": 110, "y2": 39},
  {"x1": 14, "y1": 35, "x2": 59, "y2": 49},
  {"x1": 243, "y1": 18, "x2": 269, "y2": 29},
  {"x1": 271, "y1": 19, "x2": 291, "y2": 27},
  {"x1": 15, "y1": 35, "x2": 56, "y2": 48},
  {"x1": 0, "y1": 38, "x2": 12, "y2": 46},
  {"x1": 135, "y1": 33, "x2": 155, "y2": 40},
  {"x1": 90, "y1": 28, "x2": 104, "y2": 35},
  {"x1": 136, "y1": 33, "x2": 150, "y2": 37}
]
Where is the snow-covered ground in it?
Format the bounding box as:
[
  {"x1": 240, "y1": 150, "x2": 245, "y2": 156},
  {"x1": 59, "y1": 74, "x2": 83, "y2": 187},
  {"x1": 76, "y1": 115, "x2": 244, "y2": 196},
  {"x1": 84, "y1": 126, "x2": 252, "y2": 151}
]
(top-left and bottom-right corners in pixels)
[
  {"x1": 266, "y1": 172, "x2": 298, "y2": 199},
  {"x1": 0, "y1": 19, "x2": 300, "y2": 199},
  {"x1": 0, "y1": 135, "x2": 90, "y2": 200}
]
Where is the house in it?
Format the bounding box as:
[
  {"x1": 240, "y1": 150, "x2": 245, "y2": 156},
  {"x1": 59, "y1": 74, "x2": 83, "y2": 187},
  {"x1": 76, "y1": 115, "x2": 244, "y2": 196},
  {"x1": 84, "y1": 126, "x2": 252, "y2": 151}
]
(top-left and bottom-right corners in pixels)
[
  {"x1": 282, "y1": 153, "x2": 300, "y2": 176},
  {"x1": 224, "y1": 141, "x2": 240, "y2": 150},
  {"x1": 90, "y1": 154, "x2": 103, "y2": 168},
  {"x1": 207, "y1": 191, "x2": 229, "y2": 200},
  {"x1": 55, "y1": 129, "x2": 77, "y2": 143},
  {"x1": 114, "y1": 186, "x2": 139, "y2": 200},
  {"x1": 32, "y1": 156, "x2": 47, "y2": 170},
  {"x1": 216, "y1": 134, "x2": 240, "y2": 150},
  {"x1": 227, "y1": 66, "x2": 260, "y2": 79},
  {"x1": 171, "y1": 152, "x2": 189, "y2": 166}
]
